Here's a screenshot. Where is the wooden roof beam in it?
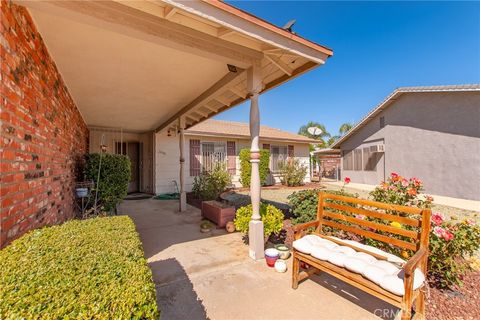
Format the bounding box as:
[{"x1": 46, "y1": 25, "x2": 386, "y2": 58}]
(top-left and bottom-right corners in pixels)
[
  {"x1": 155, "y1": 68, "x2": 246, "y2": 132},
  {"x1": 265, "y1": 53, "x2": 293, "y2": 76}
]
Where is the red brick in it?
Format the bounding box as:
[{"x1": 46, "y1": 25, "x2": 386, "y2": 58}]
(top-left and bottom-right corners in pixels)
[{"x1": 0, "y1": 2, "x2": 88, "y2": 248}]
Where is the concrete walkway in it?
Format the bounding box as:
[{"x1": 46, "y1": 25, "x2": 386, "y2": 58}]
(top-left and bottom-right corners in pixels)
[{"x1": 119, "y1": 199, "x2": 396, "y2": 320}]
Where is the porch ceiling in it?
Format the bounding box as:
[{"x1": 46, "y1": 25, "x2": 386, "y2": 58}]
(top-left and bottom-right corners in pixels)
[{"x1": 21, "y1": 0, "x2": 332, "y2": 133}]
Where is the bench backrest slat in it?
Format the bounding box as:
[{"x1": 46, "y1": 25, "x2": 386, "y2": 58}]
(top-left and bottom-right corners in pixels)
[{"x1": 317, "y1": 192, "x2": 431, "y2": 252}]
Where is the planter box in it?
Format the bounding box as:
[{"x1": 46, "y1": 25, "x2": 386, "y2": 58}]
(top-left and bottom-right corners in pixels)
[{"x1": 201, "y1": 200, "x2": 235, "y2": 228}]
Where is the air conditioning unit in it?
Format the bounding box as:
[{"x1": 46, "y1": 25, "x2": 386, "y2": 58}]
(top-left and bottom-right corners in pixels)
[{"x1": 370, "y1": 144, "x2": 385, "y2": 153}]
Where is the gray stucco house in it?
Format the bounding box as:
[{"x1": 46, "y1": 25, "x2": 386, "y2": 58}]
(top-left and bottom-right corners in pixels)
[{"x1": 331, "y1": 85, "x2": 480, "y2": 201}]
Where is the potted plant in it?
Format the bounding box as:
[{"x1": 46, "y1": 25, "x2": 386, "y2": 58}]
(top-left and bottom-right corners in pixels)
[{"x1": 200, "y1": 220, "x2": 214, "y2": 233}]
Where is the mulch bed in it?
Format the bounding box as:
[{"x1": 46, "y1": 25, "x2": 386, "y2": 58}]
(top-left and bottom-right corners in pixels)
[{"x1": 426, "y1": 270, "x2": 480, "y2": 320}]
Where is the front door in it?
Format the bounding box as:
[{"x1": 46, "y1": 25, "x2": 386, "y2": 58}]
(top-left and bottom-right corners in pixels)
[{"x1": 116, "y1": 141, "x2": 140, "y2": 193}]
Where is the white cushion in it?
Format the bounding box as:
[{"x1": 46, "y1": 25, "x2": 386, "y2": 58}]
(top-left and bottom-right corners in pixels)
[
  {"x1": 352, "y1": 251, "x2": 377, "y2": 264},
  {"x1": 293, "y1": 235, "x2": 424, "y2": 296},
  {"x1": 374, "y1": 260, "x2": 401, "y2": 275},
  {"x1": 362, "y1": 265, "x2": 389, "y2": 285},
  {"x1": 311, "y1": 246, "x2": 333, "y2": 261},
  {"x1": 328, "y1": 252, "x2": 348, "y2": 267},
  {"x1": 344, "y1": 257, "x2": 370, "y2": 273},
  {"x1": 333, "y1": 246, "x2": 356, "y2": 256},
  {"x1": 379, "y1": 269, "x2": 425, "y2": 296},
  {"x1": 362, "y1": 245, "x2": 406, "y2": 265},
  {"x1": 292, "y1": 238, "x2": 313, "y2": 254}
]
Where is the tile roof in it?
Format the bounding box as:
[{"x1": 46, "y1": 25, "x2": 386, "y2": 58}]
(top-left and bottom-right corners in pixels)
[
  {"x1": 331, "y1": 84, "x2": 480, "y2": 148},
  {"x1": 186, "y1": 119, "x2": 317, "y2": 143}
]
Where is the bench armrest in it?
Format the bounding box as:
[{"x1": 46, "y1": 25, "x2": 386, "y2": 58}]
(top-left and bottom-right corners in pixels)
[
  {"x1": 292, "y1": 220, "x2": 319, "y2": 240},
  {"x1": 403, "y1": 247, "x2": 427, "y2": 276}
]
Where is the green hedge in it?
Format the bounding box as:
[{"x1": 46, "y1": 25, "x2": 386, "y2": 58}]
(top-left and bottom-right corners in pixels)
[
  {"x1": 239, "y1": 148, "x2": 270, "y2": 187},
  {"x1": 86, "y1": 153, "x2": 131, "y2": 212},
  {"x1": 0, "y1": 217, "x2": 158, "y2": 319}
]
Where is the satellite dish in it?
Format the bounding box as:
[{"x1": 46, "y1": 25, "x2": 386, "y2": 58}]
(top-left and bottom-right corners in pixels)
[
  {"x1": 282, "y1": 19, "x2": 296, "y2": 33},
  {"x1": 307, "y1": 126, "x2": 323, "y2": 136}
]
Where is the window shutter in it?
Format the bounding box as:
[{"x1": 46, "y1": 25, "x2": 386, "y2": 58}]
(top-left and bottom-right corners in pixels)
[
  {"x1": 190, "y1": 139, "x2": 201, "y2": 176},
  {"x1": 263, "y1": 143, "x2": 270, "y2": 150},
  {"x1": 227, "y1": 141, "x2": 236, "y2": 175},
  {"x1": 288, "y1": 145, "x2": 294, "y2": 158}
]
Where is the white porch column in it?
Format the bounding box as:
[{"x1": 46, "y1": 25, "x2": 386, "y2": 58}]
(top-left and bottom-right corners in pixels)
[
  {"x1": 247, "y1": 64, "x2": 264, "y2": 260},
  {"x1": 178, "y1": 117, "x2": 187, "y2": 212}
]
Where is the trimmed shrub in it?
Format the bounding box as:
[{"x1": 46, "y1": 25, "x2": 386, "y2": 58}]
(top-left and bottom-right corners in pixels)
[
  {"x1": 279, "y1": 158, "x2": 307, "y2": 186},
  {"x1": 85, "y1": 153, "x2": 131, "y2": 212},
  {"x1": 192, "y1": 164, "x2": 231, "y2": 200},
  {"x1": 287, "y1": 188, "x2": 358, "y2": 225},
  {"x1": 0, "y1": 216, "x2": 158, "y2": 319},
  {"x1": 234, "y1": 203, "x2": 284, "y2": 238},
  {"x1": 239, "y1": 148, "x2": 270, "y2": 187}
]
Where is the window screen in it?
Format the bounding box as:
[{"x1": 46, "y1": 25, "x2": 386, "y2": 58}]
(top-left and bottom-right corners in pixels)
[
  {"x1": 270, "y1": 145, "x2": 288, "y2": 172},
  {"x1": 354, "y1": 149, "x2": 362, "y2": 171},
  {"x1": 201, "y1": 142, "x2": 226, "y2": 172},
  {"x1": 343, "y1": 150, "x2": 353, "y2": 170}
]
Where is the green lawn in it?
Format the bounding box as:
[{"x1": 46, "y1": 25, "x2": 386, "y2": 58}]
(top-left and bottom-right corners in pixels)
[{"x1": 0, "y1": 216, "x2": 158, "y2": 319}]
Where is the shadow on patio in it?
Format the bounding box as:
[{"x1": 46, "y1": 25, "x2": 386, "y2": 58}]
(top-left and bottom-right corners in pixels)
[{"x1": 119, "y1": 199, "x2": 399, "y2": 320}]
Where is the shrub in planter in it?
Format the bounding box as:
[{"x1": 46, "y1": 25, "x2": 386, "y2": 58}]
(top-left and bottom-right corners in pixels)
[
  {"x1": 234, "y1": 203, "x2": 284, "y2": 239},
  {"x1": 239, "y1": 148, "x2": 270, "y2": 187},
  {"x1": 279, "y1": 158, "x2": 307, "y2": 187},
  {"x1": 369, "y1": 172, "x2": 480, "y2": 288},
  {"x1": 192, "y1": 164, "x2": 231, "y2": 201},
  {"x1": 0, "y1": 216, "x2": 158, "y2": 319},
  {"x1": 85, "y1": 153, "x2": 131, "y2": 212}
]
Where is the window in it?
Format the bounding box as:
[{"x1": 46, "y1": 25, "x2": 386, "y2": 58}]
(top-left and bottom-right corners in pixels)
[
  {"x1": 380, "y1": 116, "x2": 385, "y2": 128},
  {"x1": 201, "y1": 142, "x2": 226, "y2": 172},
  {"x1": 270, "y1": 145, "x2": 288, "y2": 172},
  {"x1": 343, "y1": 150, "x2": 353, "y2": 170},
  {"x1": 354, "y1": 149, "x2": 363, "y2": 171}
]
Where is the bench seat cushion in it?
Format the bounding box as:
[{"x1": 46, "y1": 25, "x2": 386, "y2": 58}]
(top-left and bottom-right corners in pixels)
[{"x1": 293, "y1": 234, "x2": 425, "y2": 296}]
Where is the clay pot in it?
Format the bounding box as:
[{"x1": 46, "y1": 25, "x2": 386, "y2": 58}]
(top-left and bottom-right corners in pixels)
[{"x1": 226, "y1": 221, "x2": 235, "y2": 233}]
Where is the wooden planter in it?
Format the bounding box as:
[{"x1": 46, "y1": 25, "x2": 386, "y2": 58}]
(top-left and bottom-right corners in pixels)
[{"x1": 201, "y1": 200, "x2": 235, "y2": 228}]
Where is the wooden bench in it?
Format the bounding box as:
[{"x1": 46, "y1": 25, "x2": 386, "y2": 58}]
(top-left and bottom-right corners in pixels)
[{"x1": 292, "y1": 192, "x2": 431, "y2": 320}]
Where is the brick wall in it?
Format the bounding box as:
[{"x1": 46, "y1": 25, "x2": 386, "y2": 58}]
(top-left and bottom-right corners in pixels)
[{"x1": 0, "y1": 2, "x2": 89, "y2": 247}]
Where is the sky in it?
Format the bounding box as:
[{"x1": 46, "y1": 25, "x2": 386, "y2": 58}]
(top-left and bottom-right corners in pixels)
[{"x1": 214, "y1": 1, "x2": 480, "y2": 136}]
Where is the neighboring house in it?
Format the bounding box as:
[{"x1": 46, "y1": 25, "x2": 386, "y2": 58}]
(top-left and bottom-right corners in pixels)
[
  {"x1": 89, "y1": 119, "x2": 315, "y2": 193},
  {"x1": 331, "y1": 85, "x2": 480, "y2": 201}
]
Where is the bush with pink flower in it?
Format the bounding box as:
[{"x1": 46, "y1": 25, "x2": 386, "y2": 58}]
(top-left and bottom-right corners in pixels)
[{"x1": 370, "y1": 173, "x2": 480, "y2": 288}]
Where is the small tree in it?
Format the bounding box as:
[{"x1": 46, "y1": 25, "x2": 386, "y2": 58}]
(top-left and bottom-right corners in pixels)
[
  {"x1": 239, "y1": 148, "x2": 270, "y2": 187},
  {"x1": 279, "y1": 158, "x2": 307, "y2": 187},
  {"x1": 85, "y1": 153, "x2": 131, "y2": 213}
]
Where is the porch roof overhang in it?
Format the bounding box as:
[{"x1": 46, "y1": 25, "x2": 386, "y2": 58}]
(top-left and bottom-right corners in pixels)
[{"x1": 20, "y1": 0, "x2": 332, "y2": 133}]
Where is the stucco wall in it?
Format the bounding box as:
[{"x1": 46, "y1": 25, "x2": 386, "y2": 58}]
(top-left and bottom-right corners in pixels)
[
  {"x1": 339, "y1": 92, "x2": 480, "y2": 200},
  {"x1": 154, "y1": 132, "x2": 311, "y2": 194},
  {"x1": 0, "y1": 3, "x2": 89, "y2": 247}
]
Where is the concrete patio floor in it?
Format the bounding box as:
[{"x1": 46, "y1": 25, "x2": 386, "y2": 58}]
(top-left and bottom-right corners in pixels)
[{"x1": 118, "y1": 199, "x2": 397, "y2": 320}]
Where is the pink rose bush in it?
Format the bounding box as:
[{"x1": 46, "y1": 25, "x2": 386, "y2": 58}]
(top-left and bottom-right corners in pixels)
[{"x1": 369, "y1": 173, "x2": 480, "y2": 288}]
